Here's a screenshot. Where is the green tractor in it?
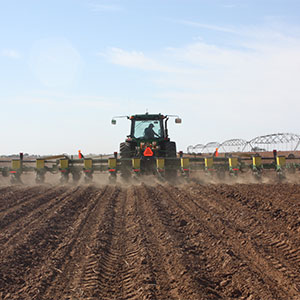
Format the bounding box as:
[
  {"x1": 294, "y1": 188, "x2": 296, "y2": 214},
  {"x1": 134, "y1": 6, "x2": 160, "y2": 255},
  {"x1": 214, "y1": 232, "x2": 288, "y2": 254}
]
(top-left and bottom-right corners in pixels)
[{"x1": 112, "y1": 113, "x2": 182, "y2": 179}]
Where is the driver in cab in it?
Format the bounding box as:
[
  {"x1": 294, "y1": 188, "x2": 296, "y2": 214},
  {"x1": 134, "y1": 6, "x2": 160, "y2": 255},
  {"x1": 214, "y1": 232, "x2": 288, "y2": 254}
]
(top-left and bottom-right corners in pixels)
[{"x1": 144, "y1": 123, "x2": 159, "y2": 139}]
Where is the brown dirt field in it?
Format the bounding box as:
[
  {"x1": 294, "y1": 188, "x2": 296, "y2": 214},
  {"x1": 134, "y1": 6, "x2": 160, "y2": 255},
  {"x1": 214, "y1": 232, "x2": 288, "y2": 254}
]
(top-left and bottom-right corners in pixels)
[{"x1": 0, "y1": 183, "x2": 300, "y2": 300}]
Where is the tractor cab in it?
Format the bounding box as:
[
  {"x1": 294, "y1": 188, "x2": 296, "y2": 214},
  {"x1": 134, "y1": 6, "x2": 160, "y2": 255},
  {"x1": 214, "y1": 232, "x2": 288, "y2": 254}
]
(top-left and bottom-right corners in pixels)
[{"x1": 130, "y1": 114, "x2": 165, "y2": 142}]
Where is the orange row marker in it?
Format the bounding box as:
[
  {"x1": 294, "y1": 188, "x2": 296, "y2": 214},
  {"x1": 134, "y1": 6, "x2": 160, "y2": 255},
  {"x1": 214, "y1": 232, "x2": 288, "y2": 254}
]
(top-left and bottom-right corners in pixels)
[
  {"x1": 214, "y1": 148, "x2": 219, "y2": 157},
  {"x1": 78, "y1": 150, "x2": 84, "y2": 159}
]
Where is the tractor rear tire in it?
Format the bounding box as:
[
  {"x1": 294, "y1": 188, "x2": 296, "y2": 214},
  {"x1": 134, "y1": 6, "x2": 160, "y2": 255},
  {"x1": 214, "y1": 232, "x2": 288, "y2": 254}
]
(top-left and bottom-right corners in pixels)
[
  {"x1": 165, "y1": 141, "x2": 177, "y2": 180},
  {"x1": 165, "y1": 141, "x2": 177, "y2": 157},
  {"x1": 120, "y1": 142, "x2": 132, "y2": 158},
  {"x1": 120, "y1": 142, "x2": 132, "y2": 180}
]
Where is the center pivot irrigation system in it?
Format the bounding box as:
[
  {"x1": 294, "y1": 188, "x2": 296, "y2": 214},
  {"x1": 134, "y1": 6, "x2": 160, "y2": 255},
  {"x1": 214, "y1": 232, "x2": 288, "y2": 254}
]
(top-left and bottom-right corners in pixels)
[{"x1": 1, "y1": 113, "x2": 300, "y2": 184}]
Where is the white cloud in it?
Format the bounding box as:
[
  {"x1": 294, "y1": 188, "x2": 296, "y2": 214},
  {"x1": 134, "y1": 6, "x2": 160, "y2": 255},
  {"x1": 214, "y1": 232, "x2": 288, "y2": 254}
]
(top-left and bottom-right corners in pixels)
[
  {"x1": 176, "y1": 20, "x2": 237, "y2": 34},
  {"x1": 1, "y1": 49, "x2": 21, "y2": 59},
  {"x1": 100, "y1": 26, "x2": 300, "y2": 145},
  {"x1": 99, "y1": 47, "x2": 178, "y2": 72},
  {"x1": 102, "y1": 27, "x2": 300, "y2": 104}
]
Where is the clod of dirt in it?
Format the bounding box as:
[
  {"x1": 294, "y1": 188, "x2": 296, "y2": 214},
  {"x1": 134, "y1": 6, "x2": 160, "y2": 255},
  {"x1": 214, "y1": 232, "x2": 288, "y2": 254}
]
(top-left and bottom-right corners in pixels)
[
  {"x1": 179, "y1": 219, "x2": 188, "y2": 227},
  {"x1": 220, "y1": 279, "x2": 231, "y2": 287},
  {"x1": 143, "y1": 277, "x2": 156, "y2": 285},
  {"x1": 226, "y1": 249, "x2": 235, "y2": 257},
  {"x1": 231, "y1": 289, "x2": 242, "y2": 298}
]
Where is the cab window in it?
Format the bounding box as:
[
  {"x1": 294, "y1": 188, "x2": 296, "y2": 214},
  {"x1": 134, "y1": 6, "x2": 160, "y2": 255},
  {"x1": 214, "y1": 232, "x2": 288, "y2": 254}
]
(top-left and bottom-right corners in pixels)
[{"x1": 132, "y1": 120, "x2": 162, "y2": 139}]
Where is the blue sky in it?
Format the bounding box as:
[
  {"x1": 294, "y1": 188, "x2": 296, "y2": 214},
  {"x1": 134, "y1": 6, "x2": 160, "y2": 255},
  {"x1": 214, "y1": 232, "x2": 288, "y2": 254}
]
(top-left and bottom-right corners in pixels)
[{"x1": 1, "y1": 0, "x2": 300, "y2": 154}]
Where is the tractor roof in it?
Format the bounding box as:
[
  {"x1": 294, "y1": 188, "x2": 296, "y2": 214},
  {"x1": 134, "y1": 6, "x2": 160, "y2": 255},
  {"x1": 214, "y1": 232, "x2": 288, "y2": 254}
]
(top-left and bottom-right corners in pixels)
[{"x1": 130, "y1": 113, "x2": 164, "y2": 120}]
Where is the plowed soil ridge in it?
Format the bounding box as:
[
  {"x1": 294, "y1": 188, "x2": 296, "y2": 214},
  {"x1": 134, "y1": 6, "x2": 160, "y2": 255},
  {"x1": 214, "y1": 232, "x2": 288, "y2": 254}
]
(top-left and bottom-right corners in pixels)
[{"x1": 0, "y1": 183, "x2": 299, "y2": 300}]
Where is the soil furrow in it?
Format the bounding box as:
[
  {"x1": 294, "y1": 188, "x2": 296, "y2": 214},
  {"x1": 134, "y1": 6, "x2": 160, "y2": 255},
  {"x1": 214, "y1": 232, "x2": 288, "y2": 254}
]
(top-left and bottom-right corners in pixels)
[
  {"x1": 0, "y1": 186, "x2": 48, "y2": 212},
  {"x1": 149, "y1": 184, "x2": 276, "y2": 299},
  {"x1": 160, "y1": 183, "x2": 300, "y2": 299},
  {"x1": 0, "y1": 186, "x2": 65, "y2": 229},
  {"x1": 0, "y1": 186, "x2": 78, "y2": 247},
  {"x1": 126, "y1": 185, "x2": 175, "y2": 300},
  {"x1": 30, "y1": 186, "x2": 109, "y2": 299},
  {"x1": 186, "y1": 183, "x2": 300, "y2": 293},
  {"x1": 0, "y1": 183, "x2": 299, "y2": 300},
  {"x1": 78, "y1": 186, "x2": 124, "y2": 299},
  {"x1": 0, "y1": 186, "x2": 93, "y2": 298},
  {"x1": 138, "y1": 184, "x2": 223, "y2": 299}
]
